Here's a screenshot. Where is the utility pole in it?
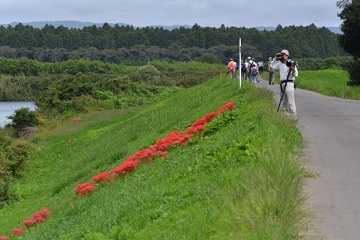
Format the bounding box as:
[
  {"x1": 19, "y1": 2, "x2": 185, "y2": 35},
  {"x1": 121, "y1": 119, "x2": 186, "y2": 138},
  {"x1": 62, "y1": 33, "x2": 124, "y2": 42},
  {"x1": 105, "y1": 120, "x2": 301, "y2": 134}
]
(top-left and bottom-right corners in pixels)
[{"x1": 239, "y1": 38, "x2": 242, "y2": 88}]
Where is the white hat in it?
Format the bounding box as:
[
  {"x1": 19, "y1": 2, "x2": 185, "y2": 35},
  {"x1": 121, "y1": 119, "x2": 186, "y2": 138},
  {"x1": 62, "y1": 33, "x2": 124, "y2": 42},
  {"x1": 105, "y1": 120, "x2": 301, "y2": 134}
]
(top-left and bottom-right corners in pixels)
[{"x1": 281, "y1": 49, "x2": 289, "y2": 56}]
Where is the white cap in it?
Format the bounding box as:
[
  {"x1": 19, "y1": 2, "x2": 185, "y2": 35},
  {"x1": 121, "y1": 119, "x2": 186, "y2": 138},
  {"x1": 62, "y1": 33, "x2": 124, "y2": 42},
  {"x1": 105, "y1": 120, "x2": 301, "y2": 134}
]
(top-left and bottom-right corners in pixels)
[{"x1": 281, "y1": 49, "x2": 289, "y2": 56}]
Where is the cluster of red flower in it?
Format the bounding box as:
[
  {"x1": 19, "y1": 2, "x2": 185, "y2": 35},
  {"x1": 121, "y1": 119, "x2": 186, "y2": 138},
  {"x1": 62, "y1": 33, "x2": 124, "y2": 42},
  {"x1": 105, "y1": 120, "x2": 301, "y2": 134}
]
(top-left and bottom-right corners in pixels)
[
  {"x1": 3, "y1": 208, "x2": 51, "y2": 238},
  {"x1": 75, "y1": 101, "x2": 236, "y2": 196}
]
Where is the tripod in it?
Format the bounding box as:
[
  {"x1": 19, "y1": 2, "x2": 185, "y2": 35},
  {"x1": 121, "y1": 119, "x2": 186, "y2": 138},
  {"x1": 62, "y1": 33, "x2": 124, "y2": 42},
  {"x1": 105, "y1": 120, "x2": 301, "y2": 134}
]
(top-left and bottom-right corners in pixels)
[{"x1": 277, "y1": 69, "x2": 292, "y2": 112}]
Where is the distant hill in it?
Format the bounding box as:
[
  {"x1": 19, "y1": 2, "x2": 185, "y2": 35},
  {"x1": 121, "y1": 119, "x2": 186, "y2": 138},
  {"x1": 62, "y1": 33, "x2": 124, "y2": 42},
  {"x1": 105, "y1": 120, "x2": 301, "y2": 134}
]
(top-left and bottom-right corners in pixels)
[
  {"x1": 1, "y1": 20, "x2": 341, "y2": 33},
  {"x1": 1, "y1": 20, "x2": 191, "y2": 30},
  {"x1": 2, "y1": 20, "x2": 127, "y2": 29}
]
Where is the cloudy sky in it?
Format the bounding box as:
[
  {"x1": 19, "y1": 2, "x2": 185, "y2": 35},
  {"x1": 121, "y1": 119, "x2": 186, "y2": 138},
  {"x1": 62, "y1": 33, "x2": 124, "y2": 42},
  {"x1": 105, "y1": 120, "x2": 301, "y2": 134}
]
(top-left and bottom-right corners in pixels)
[{"x1": 1, "y1": 0, "x2": 342, "y2": 28}]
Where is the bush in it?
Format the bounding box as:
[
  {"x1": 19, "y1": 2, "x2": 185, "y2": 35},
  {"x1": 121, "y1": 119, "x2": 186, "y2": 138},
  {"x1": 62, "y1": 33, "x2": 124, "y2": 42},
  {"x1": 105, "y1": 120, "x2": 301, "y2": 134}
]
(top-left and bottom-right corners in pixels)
[
  {"x1": 194, "y1": 53, "x2": 221, "y2": 64},
  {"x1": 345, "y1": 58, "x2": 360, "y2": 86},
  {"x1": 0, "y1": 129, "x2": 33, "y2": 207},
  {"x1": 7, "y1": 108, "x2": 38, "y2": 130},
  {"x1": 138, "y1": 65, "x2": 161, "y2": 82}
]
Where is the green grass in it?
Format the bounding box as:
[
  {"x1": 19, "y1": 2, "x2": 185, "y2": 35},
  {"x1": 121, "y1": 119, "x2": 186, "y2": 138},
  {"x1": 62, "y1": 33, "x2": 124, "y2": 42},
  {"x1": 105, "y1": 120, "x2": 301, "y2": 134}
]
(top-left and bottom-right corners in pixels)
[
  {"x1": 0, "y1": 77, "x2": 308, "y2": 239},
  {"x1": 262, "y1": 69, "x2": 360, "y2": 100},
  {"x1": 295, "y1": 69, "x2": 360, "y2": 99}
]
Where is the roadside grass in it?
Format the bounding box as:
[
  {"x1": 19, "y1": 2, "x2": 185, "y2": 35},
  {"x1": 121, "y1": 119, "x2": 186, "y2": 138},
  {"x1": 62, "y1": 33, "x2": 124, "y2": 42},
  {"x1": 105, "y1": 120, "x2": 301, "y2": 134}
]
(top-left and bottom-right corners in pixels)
[
  {"x1": 262, "y1": 69, "x2": 360, "y2": 100},
  {"x1": 0, "y1": 77, "x2": 308, "y2": 239}
]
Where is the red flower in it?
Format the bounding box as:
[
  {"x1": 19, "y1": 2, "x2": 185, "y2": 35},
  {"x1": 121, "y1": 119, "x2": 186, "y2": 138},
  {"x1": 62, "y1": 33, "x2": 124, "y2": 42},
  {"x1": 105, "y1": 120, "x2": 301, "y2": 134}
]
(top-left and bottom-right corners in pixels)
[
  {"x1": 192, "y1": 118, "x2": 208, "y2": 127},
  {"x1": 0, "y1": 235, "x2": 10, "y2": 240},
  {"x1": 75, "y1": 182, "x2": 96, "y2": 195},
  {"x1": 11, "y1": 227, "x2": 24, "y2": 236},
  {"x1": 72, "y1": 117, "x2": 83, "y2": 122},
  {"x1": 93, "y1": 171, "x2": 114, "y2": 183},
  {"x1": 218, "y1": 101, "x2": 235, "y2": 113},
  {"x1": 204, "y1": 112, "x2": 219, "y2": 121},
  {"x1": 113, "y1": 159, "x2": 141, "y2": 175},
  {"x1": 23, "y1": 217, "x2": 36, "y2": 227},
  {"x1": 41, "y1": 207, "x2": 51, "y2": 218}
]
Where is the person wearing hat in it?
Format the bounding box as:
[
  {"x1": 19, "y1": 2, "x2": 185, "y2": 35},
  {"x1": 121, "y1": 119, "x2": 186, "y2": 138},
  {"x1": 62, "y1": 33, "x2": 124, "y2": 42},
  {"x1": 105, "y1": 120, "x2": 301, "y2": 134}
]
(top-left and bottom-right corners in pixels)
[
  {"x1": 268, "y1": 57, "x2": 275, "y2": 85},
  {"x1": 227, "y1": 58, "x2": 236, "y2": 79},
  {"x1": 270, "y1": 49, "x2": 298, "y2": 117}
]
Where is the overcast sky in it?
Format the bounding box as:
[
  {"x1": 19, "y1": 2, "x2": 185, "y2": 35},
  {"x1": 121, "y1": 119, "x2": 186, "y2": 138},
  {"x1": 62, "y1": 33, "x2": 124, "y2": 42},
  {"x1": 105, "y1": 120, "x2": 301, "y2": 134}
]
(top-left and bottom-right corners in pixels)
[{"x1": 1, "y1": 0, "x2": 342, "y2": 28}]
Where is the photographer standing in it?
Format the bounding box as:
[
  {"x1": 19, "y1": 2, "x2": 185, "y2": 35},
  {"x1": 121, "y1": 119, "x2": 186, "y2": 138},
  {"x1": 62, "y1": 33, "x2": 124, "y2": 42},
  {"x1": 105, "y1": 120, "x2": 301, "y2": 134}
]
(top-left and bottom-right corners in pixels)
[{"x1": 270, "y1": 49, "x2": 298, "y2": 118}]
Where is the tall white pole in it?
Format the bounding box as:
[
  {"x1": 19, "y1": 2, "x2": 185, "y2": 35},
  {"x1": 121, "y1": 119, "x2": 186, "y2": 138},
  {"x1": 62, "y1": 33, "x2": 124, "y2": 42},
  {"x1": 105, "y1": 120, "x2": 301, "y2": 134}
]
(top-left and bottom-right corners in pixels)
[{"x1": 239, "y1": 38, "x2": 242, "y2": 88}]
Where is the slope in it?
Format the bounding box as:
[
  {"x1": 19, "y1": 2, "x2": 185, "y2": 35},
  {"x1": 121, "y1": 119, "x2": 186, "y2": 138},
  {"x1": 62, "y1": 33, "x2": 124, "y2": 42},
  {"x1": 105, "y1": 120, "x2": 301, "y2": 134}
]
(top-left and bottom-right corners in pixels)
[{"x1": 0, "y1": 76, "x2": 307, "y2": 239}]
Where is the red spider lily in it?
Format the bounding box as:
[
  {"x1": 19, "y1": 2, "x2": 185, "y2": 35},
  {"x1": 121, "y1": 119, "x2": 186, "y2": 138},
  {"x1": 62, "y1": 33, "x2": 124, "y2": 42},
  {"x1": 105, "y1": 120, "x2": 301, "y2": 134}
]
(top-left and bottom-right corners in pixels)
[
  {"x1": 72, "y1": 117, "x2": 83, "y2": 122},
  {"x1": 74, "y1": 101, "x2": 236, "y2": 196},
  {"x1": 93, "y1": 171, "x2": 114, "y2": 183},
  {"x1": 11, "y1": 227, "x2": 24, "y2": 236},
  {"x1": 187, "y1": 125, "x2": 206, "y2": 134},
  {"x1": 0, "y1": 235, "x2": 10, "y2": 240},
  {"x1": 40, "y1": 207, "x2": 51, "y2": 218},
  {"x1": 23, "y1": 207, "x2": 52, "y2": 228},
  {"x1": 192, "y1": 118, "x2": 208, "y2": 127},
  {"x1": 218, "y1": 101, "x2": 235, "y2": 113},
  {"x1": 178, "y1": 134, "x2": 192, "y2": 145},
  {"x1": 23, "y1": 217, "x2": 36, "y2": 227},
  {"x1": 33, "y1": 214, "x2": 46, "y2": 224},
  {"x1": 75, "y1": 182, "x2": 96, "y2": 196},
  {"x1": 112, "y1": 159, "x2": 141, "y2": 176},
  {"x1": 204, "y1": 111, "x2": 219, "y2": 121}
]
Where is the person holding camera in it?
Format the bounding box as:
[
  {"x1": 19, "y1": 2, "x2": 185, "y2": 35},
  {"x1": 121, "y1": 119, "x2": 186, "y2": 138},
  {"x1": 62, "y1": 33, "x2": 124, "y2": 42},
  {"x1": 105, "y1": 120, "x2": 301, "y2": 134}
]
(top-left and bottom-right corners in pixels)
[{"x1": 270, "y1": 49, "x2": 298, "y2": 117}]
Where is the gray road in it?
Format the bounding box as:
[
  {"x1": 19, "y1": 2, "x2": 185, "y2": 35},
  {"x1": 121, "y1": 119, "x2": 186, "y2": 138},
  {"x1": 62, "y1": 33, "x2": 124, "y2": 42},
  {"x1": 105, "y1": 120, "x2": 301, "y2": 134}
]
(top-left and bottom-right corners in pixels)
[{"x1": 255, "y1": 77, "x2": 360, "y2": 240}]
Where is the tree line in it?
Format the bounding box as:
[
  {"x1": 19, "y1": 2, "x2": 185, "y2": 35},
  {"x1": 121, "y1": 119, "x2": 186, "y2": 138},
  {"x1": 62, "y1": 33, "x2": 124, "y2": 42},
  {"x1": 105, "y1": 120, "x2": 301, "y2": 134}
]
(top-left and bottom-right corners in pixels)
[{"x1": 0, "y1": 23, "x2": 348, "y2": 64}]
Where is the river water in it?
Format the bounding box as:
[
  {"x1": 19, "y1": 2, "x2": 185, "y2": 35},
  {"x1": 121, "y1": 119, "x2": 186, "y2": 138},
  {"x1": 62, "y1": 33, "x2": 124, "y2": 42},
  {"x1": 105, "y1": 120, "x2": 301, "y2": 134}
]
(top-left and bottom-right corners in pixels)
[{"x1": 0, "y1": 101, "x2": 37, "y2": 128}]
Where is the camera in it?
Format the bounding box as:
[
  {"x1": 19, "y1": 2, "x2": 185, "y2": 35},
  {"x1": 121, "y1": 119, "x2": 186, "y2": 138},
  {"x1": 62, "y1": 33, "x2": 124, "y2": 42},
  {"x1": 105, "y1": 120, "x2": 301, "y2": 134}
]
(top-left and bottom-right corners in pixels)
[
  {"x1": 286, "y1": 59, "x2": 295, "y2": 67},
  {"x1": 275, "y1": 53, "x2": 283, "y2": 61}
]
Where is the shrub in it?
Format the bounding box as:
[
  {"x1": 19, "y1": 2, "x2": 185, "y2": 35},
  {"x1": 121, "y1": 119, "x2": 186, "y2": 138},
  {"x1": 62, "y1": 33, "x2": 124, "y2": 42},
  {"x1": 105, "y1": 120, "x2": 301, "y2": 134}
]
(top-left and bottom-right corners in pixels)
[
  {"x1": 6, "y1": 108, "x2": 37, "y2": 130},
  {"x1": 137, "y1": 65, "x2": 160, "y2": 82},
  {"x1": 345, "y1": 58, "x2": 360, "y2": 86}
]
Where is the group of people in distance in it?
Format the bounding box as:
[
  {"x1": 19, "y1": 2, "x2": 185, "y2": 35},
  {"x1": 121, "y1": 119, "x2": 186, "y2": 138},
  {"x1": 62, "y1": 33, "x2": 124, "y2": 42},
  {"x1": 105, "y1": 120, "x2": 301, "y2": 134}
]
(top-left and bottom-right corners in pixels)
[
  {"x1": 227, "y1": 57, "x2": 264, "y2": 85},
  {"x1": 227, "y1": 49, "x2": 298, "y2": 119}
]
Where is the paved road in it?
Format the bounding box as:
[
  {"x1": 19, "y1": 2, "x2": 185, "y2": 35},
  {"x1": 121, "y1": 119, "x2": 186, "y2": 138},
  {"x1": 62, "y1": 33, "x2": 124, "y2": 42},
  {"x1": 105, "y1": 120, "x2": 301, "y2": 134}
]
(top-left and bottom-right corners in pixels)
[{"x1": 254, "y1": 77, "x2": 360, "y2": 240}]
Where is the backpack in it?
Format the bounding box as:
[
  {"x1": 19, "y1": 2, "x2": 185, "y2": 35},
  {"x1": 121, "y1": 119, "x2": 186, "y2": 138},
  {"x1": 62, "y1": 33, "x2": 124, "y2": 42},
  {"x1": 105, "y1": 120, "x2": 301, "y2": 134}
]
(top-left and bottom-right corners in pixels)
[
  {"x1": 229, "y1": 61, "x2": 235, "y2": 71},
  {"x1": 241, "y1": 64, "x2": 246, "y2": 72},
  {"x1": 252, "y1": 68, "x2": 258, "y2": 76}
]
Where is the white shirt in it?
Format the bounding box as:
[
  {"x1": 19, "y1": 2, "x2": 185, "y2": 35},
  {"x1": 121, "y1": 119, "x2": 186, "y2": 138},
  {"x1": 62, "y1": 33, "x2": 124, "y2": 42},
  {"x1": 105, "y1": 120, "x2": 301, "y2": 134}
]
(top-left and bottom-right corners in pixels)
[{"x1": 270, "y1": 60, "x2": 298, "y2": 81}]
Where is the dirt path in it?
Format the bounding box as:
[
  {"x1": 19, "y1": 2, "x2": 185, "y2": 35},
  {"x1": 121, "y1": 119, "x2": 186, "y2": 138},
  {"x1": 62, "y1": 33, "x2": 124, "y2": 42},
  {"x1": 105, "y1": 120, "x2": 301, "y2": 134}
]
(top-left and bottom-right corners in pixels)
[{"x1": 254, "y1": 77, "x2": 360, "y2": 240}]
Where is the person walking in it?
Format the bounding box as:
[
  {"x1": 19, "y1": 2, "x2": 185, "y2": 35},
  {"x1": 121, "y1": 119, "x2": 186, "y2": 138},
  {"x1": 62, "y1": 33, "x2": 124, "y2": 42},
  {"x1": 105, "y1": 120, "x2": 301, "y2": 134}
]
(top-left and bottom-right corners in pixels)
[
  {"x1": 227, "y1": 58, "x2": 236, "y2": 79},
  {"x1": 258, "y1": 60, "x2": 264, "y2": 75},
  {"x1": 270, "y1": 49, "x2": 298, "y2": 117},
  {"x1": 250, "y1": 62, "x2": 259, "y2": 85},
  {"x1": 268, "y1": 57, "x2": 275, "y2": 85}
]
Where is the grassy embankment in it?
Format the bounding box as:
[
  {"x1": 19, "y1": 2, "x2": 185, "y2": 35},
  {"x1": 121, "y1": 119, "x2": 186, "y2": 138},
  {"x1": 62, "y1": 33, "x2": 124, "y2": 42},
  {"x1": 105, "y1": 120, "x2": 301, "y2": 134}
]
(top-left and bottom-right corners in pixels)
[{"x1": 0, "y1": 76, "x2": 308, "y2": 239}]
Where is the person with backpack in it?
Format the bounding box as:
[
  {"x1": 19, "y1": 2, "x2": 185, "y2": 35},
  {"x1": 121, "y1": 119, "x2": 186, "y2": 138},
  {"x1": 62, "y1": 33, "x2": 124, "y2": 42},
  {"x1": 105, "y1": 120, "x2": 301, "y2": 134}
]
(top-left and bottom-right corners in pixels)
[
  {"x1": 250, "y1": 62, "x2": 258, "y2": 85},
  {"x1": 227, "y1": 58, "x2": 236, "y2": 79},
  {"x1": 270, "y1": 49, "x2": 298, "y2": 118}
]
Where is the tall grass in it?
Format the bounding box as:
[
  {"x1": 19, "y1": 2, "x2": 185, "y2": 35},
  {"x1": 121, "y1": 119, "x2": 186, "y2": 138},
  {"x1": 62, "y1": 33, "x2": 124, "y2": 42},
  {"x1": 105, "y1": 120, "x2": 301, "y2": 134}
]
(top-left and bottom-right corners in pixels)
[
  {"x1": 295, "y1": 69, "x2": 360, "y2": 99},
  {"x1": 262, "y1": 69, "x2": 360, "y2": 100},
  {"x1": 0, "y1": 77, "x2": 308, "y2": 239}
]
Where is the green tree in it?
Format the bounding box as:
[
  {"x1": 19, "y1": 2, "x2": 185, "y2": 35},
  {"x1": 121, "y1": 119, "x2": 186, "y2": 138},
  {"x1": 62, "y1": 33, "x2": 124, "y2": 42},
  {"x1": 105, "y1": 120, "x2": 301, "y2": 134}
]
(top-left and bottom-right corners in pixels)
[
  {"x1": 7, "y1": 108, "x2": 37, "y2": 130},
  {"x1": 337, "y1": 0, "x2": 360, "y2": 85}
]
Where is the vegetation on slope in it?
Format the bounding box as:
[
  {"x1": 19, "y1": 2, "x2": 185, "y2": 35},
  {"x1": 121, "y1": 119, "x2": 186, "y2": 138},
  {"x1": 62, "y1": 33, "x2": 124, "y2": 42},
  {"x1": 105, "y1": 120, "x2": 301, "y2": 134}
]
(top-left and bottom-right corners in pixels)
[{"x1": 0, "y1": 77, "x2": 307, "y2": 239}]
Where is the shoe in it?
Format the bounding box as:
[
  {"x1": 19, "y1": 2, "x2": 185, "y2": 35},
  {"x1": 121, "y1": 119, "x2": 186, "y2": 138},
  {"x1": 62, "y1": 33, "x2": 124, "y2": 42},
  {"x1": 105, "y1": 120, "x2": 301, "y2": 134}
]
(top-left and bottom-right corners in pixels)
[{"x1": 272, "y1": 83, "x2": 274, "y2": 85}]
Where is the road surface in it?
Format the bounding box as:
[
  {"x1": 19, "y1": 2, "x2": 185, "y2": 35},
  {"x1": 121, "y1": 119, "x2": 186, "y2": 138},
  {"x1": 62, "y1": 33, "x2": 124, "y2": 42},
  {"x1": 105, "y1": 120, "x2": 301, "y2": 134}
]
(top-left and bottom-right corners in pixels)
[{"x1": 255, "y1": 77, "x2": 360, "y2": 240}]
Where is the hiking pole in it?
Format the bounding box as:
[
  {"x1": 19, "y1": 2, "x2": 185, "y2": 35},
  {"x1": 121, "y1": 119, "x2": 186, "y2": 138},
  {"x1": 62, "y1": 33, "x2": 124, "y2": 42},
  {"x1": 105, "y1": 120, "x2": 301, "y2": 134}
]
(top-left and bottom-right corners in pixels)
[{"x1": 277, "y1": 69, "x2": 292, "y2": 112}]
